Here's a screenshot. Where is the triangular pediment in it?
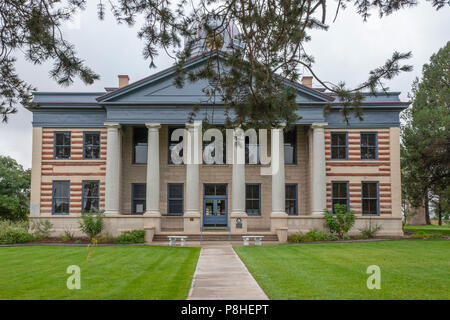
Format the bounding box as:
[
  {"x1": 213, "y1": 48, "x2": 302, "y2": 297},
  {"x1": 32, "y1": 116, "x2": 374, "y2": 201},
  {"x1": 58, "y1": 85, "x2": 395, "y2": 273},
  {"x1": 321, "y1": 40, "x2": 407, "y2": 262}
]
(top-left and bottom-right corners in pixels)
[{"x1": 97, "y1": 53, "x2": 333, "y2": 105}]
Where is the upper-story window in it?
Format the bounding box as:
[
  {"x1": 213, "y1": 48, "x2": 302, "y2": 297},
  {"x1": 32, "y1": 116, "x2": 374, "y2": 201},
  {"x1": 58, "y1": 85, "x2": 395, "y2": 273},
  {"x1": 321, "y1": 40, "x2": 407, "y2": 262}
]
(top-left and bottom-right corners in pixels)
[
  {"x1": 331, "y1": 132, "x2": 348, "y2": 160},
  {"x1": 168, "y1": 127, "x2": 184, "y2": 165},
  {"x1": 133, "y1": 127, "x2": 148, "y2": 164},
  {"x1": 284, "y1": 127, "x2": 297, "y2": 164},
  {"x1": 361, "y1": 133, "x2": 377, "y2": 160},
  {"x1": 54, "y1": 132, "x2": 71, "y2": 160},
  {"x1": 83, "y1": 132, "x2": 100, "y2": 160},
  {"x1": 245, "y1": 135, "x2": 259, "y2": 165},
  {"x1": 332, "y1": 181, "x2": 349, "y2": 213},
  {"x1": 362, "y1": 182, "x2": 379, "y2": 215},
  {"x1": 203, "y1": 127, "x2": 226, "y2": 165}
]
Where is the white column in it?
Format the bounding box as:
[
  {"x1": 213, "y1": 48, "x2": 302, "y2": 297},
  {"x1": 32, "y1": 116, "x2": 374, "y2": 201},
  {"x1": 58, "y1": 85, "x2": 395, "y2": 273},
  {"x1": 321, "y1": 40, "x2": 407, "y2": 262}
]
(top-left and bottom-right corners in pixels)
[
  {"x1": 271, "y1": 126, "x2": 286, "y2": 216},
  {"x1": 145, "y1": 123, "x2": 161, "y2": 215},
  {"x1": 185, "y1": 122, "x2": 201, "y2": 215},
  {"x1": 104, "y1": 122, "x2": 121, "y2": 214},
  {"x1": 311, "y1": 122, "x2": 328, "y2": 215},
  {"x1": 231, "y1": 128, "x2": 246, "y2": 215}
]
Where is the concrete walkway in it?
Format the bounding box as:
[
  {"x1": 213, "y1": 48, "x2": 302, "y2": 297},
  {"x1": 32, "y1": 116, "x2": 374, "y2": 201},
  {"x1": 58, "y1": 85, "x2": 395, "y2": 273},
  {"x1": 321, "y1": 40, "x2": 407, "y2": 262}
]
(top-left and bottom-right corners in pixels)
[{"x1": 187, "y1": 245, "x2": 269, "y2": 300}]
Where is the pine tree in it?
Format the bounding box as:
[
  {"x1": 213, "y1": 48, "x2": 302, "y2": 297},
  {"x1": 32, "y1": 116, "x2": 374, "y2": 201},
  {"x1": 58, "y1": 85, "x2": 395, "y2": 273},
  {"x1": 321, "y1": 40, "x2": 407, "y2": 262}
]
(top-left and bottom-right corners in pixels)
[
  {"x1": 0, "y1": 0, "x2": 448, "y2": 125},
  {"x1": 401, "y1": 41, "x2": 450, "y2": 225}
]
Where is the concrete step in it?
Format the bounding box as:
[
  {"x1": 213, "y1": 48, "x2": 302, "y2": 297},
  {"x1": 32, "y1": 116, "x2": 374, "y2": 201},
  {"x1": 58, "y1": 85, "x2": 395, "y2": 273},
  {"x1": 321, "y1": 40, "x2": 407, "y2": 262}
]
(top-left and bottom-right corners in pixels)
[{"x1": 153, "y1": 232, "x2": 278, "y2": 242}]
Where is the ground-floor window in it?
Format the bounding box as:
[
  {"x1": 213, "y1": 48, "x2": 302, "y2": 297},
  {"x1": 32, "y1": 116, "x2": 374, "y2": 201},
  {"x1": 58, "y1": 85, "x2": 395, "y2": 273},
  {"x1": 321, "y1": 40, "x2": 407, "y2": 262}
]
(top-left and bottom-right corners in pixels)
[
  {"x1": 331, "y1": 181, "x2": 349, "y2": 213},
  {"x1": 52, "y1": 181, "x2": 70, "y2": 215},
  {"x1": 132, "y1": 183, "x2": 146, "y2": 214},
  {"x1": 362, "y1": 182, "x2": 379, "y2": 215},
  {"x1": 245, "y1": 184, "x2": 261, "y2": 216},
  {"x1": 285, "y1": 184, "x2": 298, "y2": 215},
  {"x1": 167, "y1": 183, "x2": 184, "y2": 215},
  {"x1": 82, "y1": 181, "x2": 100, "y2": 214}
]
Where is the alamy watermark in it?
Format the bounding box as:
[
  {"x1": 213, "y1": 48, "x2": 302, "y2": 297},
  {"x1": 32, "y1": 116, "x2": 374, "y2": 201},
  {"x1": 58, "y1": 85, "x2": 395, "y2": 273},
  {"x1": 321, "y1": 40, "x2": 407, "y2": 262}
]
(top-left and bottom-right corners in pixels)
[
  {"x1": 366, "y1": 265, "x2": 381, "y2": 290},
  {"x1": 170, "y1": 122, "x2": 286, "y2": 175}
]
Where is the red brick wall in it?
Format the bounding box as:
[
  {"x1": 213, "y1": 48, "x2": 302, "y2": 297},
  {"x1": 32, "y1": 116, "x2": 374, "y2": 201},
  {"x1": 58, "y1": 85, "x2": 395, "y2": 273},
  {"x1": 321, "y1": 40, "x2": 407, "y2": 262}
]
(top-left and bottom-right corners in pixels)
[
  {"x1": 39, "y1": 129, "x2": 107, "y2": 215},
  {"x1": 325, "y1": 129, "x2": 392, "y2": 215}
]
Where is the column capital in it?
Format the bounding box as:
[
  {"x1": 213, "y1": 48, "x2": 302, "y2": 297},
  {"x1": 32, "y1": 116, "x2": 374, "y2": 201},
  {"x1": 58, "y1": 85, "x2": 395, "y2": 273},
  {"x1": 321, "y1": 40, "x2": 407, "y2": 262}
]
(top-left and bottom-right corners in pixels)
[
  {"x1": 145, "y1": 123, "x2": 161, "y2": 130},
  {"x1": 104, "y1": 122, "x2": 121, "y2": 129},
  {"x1": 311, "y1": 122, "x2": 328, "y2": 129}
]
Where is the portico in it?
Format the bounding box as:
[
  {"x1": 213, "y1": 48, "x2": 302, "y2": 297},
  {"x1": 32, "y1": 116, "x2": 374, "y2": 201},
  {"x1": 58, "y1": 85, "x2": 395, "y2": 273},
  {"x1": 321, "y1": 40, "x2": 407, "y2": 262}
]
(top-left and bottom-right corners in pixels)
[{"x1": 27, "y1": 50, "x2": 407, "y2": 240}]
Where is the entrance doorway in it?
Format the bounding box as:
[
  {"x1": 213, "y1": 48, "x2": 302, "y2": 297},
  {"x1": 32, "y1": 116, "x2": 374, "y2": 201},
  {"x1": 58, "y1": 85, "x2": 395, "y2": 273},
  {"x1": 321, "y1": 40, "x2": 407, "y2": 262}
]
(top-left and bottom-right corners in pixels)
[{"x1": 203, "y1": 184, "x2": 228, "y2": 227}]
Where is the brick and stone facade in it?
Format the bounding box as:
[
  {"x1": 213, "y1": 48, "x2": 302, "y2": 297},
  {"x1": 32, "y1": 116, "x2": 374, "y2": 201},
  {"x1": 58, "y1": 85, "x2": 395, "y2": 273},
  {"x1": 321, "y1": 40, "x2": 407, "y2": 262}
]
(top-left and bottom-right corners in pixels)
[{"x1": 27, "y1": 54, "x2": 408, "y2": 241}]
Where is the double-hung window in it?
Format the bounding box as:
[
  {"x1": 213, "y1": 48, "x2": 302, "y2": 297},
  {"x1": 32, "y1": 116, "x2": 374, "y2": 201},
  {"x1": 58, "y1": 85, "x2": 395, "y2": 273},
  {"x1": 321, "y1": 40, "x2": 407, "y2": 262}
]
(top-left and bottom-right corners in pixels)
[
  {"x1": 168, "y1": 127, "x2": 184, "y2": 164},
  {"x1": 362, "y1": 182, "x2": 379, "y2": 215},
  {"x1": 284, "y1": 127, "x2": 297, "y2": 164},
  {"x1": 361, "y1": 133, "x2": 377, "y2": 160},
  {"x1": 52, "y1": 181, "x2": 70, "y2": 215},
  {"x1": 245, "y1": 184, "x2": 261, "y2": 216},
  {"x1": 82, "y1": 181, "x2": 100, "y2": 214},
  {"x1": 331, "y1": 182, "x2": 349, "y2": 213},
  {"x1": 132, "y1": 183, "x2": 146, "y2": 214},
  {"x1": 167, "y1": 183, "x2": 184, "y2": 215},
  {"x1": 133, "y1": 127, "x2": 148, "y2": 164},
  {"x1": 83, "y1": 132, "x2": 100, "y2": 160},
  {"x1": 331, "y1": 132, "x2": 347, "y2": 160},
  {"x1": 285, "y1": 184, "x2": 298, "y2": 215},
  {"x1": 54, "y1": 132, "x2": 71, "y2": 159}
]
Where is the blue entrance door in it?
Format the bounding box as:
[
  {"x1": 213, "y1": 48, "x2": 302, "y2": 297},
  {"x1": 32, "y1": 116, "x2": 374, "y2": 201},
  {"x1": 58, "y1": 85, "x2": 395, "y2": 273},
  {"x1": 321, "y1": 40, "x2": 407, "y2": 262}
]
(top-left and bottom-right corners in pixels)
[{"x1": 203, "y1": 184, "x2": 228, "y2": 226}]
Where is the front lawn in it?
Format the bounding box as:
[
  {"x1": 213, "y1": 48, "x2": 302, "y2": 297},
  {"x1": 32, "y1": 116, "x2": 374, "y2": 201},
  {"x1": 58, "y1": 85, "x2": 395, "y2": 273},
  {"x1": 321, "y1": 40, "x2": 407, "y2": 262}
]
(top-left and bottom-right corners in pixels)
[
  {"x1": 235, "y1": 240, "x2": 450, "y2": 300},
  {"x1": 0, "y1": 245, "x2": 200, "y2": 300}
]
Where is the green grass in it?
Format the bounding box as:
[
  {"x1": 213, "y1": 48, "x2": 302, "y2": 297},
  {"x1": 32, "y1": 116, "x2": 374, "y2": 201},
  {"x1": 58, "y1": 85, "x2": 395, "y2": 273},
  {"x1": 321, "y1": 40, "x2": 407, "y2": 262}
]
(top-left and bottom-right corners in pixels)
[
  {"x1": 235, "y1": 240, "x2": 450, "y2": 300},
  {"x1": 404, "y1": 224, "x2": 450, "y2": 236},
  {"x1": 0, "y1": 245, "x2": 200, "y2": 300}
]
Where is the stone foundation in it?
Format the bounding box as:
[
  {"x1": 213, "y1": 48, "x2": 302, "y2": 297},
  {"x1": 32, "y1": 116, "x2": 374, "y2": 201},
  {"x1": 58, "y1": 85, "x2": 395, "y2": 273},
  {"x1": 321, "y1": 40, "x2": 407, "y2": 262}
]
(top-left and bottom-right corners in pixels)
[{"x1": 30, "y1": 215, "x2": 403, "y2": 239}]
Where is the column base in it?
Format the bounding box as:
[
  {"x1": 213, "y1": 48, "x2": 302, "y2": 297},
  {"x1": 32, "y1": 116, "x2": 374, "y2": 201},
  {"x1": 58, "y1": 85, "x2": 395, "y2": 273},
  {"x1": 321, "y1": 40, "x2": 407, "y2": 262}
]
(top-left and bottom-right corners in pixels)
[
  {"x1": 144, "y1": 210, "x2": 161, "y2": 217},
  {"x1": 311, "y1": 211, "x2": 325, "y2": 216},
  {"x1": 270, "y1": 211, "x2": 288, "y2": 217},
  {"x1": 270, "y1": 211, "x2": 288, "y2": 232},
  {"x1": 104, "y1": 210, "x2": 120, "y2": 215},
  {"x1": 143, "y1": 212, "x2": 161, "y2": 232},
  {"x1": 183, "y1": 212, "x2": 201, "y2": 233},
  {"x1": 230, "y1": 211, "x2": 247, "y2": 233}
]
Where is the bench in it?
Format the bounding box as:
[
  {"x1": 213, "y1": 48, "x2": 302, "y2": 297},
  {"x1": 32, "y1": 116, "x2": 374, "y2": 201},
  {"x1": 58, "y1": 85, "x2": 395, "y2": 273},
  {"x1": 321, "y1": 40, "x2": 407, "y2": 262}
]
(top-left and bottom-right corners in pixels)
[
  {"x1": 242, "y1": 235, "x2": 264, "y2": 246},
  {"x1": 168, "y1": 236, "x2": 187, "y2": 246}
]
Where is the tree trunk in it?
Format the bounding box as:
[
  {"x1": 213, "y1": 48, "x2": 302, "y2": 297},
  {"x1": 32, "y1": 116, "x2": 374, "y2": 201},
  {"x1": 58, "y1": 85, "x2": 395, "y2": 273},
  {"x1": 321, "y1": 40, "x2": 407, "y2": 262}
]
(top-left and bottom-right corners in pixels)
[
  {"x1": 424, "y1": 196, "x2": 431, "y2": 225},
  {"x1": 438, "y1": 201, "x2": 442, "y2": 226}
]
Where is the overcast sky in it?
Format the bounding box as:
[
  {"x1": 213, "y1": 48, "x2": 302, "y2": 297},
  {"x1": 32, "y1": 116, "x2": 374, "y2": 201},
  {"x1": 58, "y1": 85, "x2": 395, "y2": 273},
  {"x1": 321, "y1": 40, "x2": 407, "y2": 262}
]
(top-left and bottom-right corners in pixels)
[{"x1": 0, "y1": 1, "x2": 449, "y2": 169}]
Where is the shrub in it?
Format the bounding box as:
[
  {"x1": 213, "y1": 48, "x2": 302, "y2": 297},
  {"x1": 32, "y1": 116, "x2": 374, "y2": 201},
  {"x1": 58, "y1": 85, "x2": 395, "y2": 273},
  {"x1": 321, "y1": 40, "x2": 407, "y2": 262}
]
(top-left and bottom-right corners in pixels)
[
  {"x1": 288, "y1": 229, "x2": 337, "y2": 243},
  {"x1": 98, "y1": 232, "x2": 114, "y2": 244},
  {"x1": 324, "y1": 204, "x2": 356, "y2": 239},
  {"x1": 114, "y1": 230, "x2": 146, "y2": 244},
  {"x1": 61, "y1": 227, "x2": 75, "y2": 242},
  {"x1": 0, "y1": 220, "x2": 34, "y2": 244},
  {"x1": 410, "y1": 231, "x2": 445, "y2": 239},
  {"x1": 303, "y1": 229, "x2": 337, "y2": 242},
  {"x1": 30, "y1": 220, "x2": 53, "y2": 240},
  {"x1": 288, "y1": 233, "x2": 303, "y2": 243},
  {"x1": 79, "y1": 212, "x2": 104, "y2": 240},
  {"x1": 359, "y1": 219, "x2": 382, "y2": 239}
]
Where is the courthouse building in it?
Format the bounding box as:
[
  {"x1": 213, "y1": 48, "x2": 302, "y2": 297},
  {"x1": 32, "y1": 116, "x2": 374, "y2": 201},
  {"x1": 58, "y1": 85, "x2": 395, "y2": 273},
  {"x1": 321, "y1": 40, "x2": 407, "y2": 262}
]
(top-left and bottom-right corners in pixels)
[{"x1": 27, "y1": 24, "x2": 408, "y2": 241}]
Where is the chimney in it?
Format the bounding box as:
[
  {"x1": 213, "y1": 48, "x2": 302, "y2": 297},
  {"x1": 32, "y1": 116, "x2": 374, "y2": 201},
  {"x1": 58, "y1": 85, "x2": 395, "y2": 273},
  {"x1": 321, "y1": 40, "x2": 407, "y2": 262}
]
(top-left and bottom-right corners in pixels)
[
  {"x1": 301, "y1": 76, "x2": 313, "y2": 88},
  {"x1": 118, "y1": 75, "x2": 130, "y2": 88}
]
